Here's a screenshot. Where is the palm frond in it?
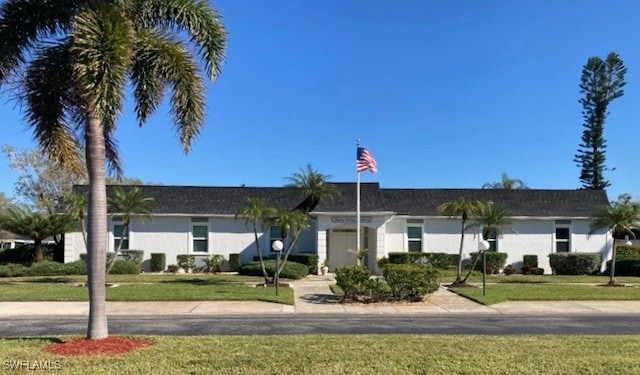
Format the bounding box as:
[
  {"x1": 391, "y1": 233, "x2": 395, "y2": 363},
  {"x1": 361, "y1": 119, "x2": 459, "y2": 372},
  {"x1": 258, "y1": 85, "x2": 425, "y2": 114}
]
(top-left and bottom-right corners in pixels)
[
  {"x1": 0, "y1": 0, "x2": 87, "y2": 82},
  {"x1": 131, "y1": 0, "x2": 227, "y2": 81},
  {"x1": 22, "y1": 40, "x2": 83, "y2": 175},
  {"x1": 132, "y1": 31, "x2": 205, "y2": 152},
  {"x1": 71, "y1": 4, "x2": 131, "y2": 132}
]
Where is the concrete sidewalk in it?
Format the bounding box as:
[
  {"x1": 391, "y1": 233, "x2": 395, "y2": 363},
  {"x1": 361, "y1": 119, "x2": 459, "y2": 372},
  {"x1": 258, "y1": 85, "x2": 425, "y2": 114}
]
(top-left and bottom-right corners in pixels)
[{"x1": 0, "y1": 274, "x2": 639, "y2": 316}]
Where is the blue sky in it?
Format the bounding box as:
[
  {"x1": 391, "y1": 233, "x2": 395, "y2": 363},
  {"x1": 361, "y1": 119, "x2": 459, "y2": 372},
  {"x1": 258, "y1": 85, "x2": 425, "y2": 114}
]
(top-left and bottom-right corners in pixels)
[{"x1": 2, "y1": 0, "x2": 640, "y2": 201}]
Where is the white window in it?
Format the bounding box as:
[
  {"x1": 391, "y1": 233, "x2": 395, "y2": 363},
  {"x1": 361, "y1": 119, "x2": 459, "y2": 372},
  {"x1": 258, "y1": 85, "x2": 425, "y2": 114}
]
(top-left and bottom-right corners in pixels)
[
  {"x1": 407, "y1": 220, "x2": 423, "y2": 252},
  {"x1": 191, "y1": 218, "x2": 208, "y2": 253},
  {"x1": 113, "y1": 224, "x2": 129, "y2": 250},
  {"x1": 555, "y1": 227, "x2": 570, "y2": 253},
  {"x1": 270, "y1": 225, "x2": 282, "y2": 251},
  {"x1": 483, "y1": 228, "x2": 498, "y2": 252}
]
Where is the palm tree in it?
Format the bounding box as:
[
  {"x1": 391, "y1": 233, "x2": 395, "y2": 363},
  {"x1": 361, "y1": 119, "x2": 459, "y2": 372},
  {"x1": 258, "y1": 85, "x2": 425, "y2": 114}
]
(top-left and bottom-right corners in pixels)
[
  {"x1": 107, "y1": 186, "x2": 153, "y2": 274},
  {"x1": 265, "y1": 209, "x2": 310, "y2": 283},
  {"x1": 482, "y1": 173, "x2": 529, "y2": 189},
  {"x1": 589, "y1": 194, "x2": 640, "y2": 285},
  {"x1": 438, "y1": 197, "x2": 484, "y2": 285},
  {"x1": 0, "y1": 206, "x2": 75, "y2": 263},
  {"x1": 235, "y1": 197, "x2": 276, "y2": 284},
  {"x1": 0, "y1": 1, "x2": 226, "y2": 339},
  {"x1": 462, "y1": 201, "x2": 514, "y2": 282},
  {"x1": 65, "y1": 192, "x2": 88, "y2": 249},
  {"x1": 285, "y1": 164, "x2": 339, "y2": 213}
]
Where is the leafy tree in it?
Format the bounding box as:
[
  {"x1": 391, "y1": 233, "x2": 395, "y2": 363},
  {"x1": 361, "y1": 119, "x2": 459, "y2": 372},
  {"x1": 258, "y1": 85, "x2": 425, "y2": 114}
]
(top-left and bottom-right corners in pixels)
[
  {"x1": 438, "y1": 197, "x2": 484, "y2": 285},
  {"x1": 265, "y1": 209, "x2": 310, "y2": 283},
  {"x1": 285, "y1": 164, "x2": 339, "y2": 213},
  {"x1": 574, "y1": 52, "x2": 626, "y2": 190},
  {"x1": 589, "y1": 194, "x2": 640, "y2": 285},
  {"x1": 0, "y1": 206, "x2": 74, "y2": 262},
  {"x1": 107, "y1": 187, "x2": 153, "y2": 274},
  {"x1": 235, "y1": 197, "x2": 276, "y2": 284},
  {"x1": 0, "y1": 0, "x2": 226, "y2": 339},
  {"x1": 462, "y1": 201, "x2": 514, "y2": 282},
  {"x1": 482, "y1": 173, "x2": 529, "y2": 189}
]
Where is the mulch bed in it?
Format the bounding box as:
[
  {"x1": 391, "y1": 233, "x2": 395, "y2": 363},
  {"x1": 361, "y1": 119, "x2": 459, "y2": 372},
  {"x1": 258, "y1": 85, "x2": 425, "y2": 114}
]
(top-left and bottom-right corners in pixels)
[{"x1": 44, "y1": 337, "x2": 151, "y2": 356}]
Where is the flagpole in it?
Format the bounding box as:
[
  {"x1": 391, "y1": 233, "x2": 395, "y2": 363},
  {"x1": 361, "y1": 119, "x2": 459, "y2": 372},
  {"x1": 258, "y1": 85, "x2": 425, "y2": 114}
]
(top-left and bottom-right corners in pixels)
[{"x1": 356, "y1": 139, "x2": 361, "y2": 259}]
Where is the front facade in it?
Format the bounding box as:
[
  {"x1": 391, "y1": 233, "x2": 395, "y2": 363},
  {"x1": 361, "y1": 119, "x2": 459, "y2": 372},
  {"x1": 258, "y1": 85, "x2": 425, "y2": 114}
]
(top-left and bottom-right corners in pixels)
[{"x1": 64, "y1": 184, "x2": 611, "y2": 273}]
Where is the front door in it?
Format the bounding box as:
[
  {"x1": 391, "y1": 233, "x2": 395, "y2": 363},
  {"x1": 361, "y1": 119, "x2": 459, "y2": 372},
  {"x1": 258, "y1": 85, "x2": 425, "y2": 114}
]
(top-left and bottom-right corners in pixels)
[{"x1": 327, "y1": 228, "x2": 357, "y2": 271}]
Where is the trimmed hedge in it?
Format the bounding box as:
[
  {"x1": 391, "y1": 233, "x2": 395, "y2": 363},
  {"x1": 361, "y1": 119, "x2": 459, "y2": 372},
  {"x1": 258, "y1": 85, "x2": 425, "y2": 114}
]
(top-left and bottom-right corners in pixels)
[
  {"x1": 0, "y1": 260, "x2": 87, "y2": 277},
  {"x1": 469, "y1": 252, "x2": 508, "y2": 274},
  {"x1": 387, "y1": 252, "x2": 459, "y2": 269},
  {"x1": 335, "y1": 265, "x2": 371, "y2": 299},
  {"x1": 119, "y1": 250, "x2": 144, "y2": 265},
  {"x1": 523, "y1": 255, "x2": 538, "y2": 268},
  {"x1": 238, "y1": 260, "x2": 309, "y2": 280},
  {"x1": 616, "y1": 245, "x2": 640, "y2": 260},
  {"x1": 228, "y1": 253, "x2": 240, "y2": 272},
  {"x1": 288, "y1": 253, "x2": 319, "y2": 274},
  {"x1": 605, "y1": 259, "x2": 640, "y2": 277},
  {"x1": 109, "y1": 260, "x2": 140, "y2": 275},
  {"x1": 0, "y1": 244, "x2": 56, "y2": 265},
  {"x1": 80, "y1": 252, "x2": 116, "y2": 265},
  {"x1": 549, "y1": 253, "x2": 601, "y2": 275},
  {"x1": 383, "y1": 264, "x2": 440, "y2": 301},
  {"x1": 150, "y1": 253, "x2": 166, "y2": 272}
]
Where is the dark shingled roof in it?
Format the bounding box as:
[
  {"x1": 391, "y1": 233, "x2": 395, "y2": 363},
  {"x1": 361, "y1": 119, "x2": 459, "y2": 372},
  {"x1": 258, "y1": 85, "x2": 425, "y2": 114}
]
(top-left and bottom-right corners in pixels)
[{"x1": 74, "y1": 183, "x2": 609, "y2": 218}]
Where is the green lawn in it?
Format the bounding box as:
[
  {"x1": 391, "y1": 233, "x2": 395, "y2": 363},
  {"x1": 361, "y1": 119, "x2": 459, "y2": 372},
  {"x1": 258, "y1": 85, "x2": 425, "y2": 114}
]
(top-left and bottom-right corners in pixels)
[
  {"x1": 439, "y1": 271, "x2": 640, "y2": 285},
  {"x1": 450, "y1": 283, "x2": 640, "y2": 305},
  {"x1": 2, "y1": 335, "x2": 640, "y2": 374},
  {"x1": 0, "y1": 275, "x2": 294, "y2": 304}
]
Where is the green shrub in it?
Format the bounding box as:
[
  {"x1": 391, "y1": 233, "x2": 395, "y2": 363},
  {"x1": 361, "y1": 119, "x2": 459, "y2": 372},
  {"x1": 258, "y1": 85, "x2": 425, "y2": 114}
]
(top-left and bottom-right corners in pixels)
[
  {"x1": 238, "y1": 260, "x2": 309, "y2": 280},
  {"x1": 203, "y1": 254, "x2": 225, "y2": 273},
  {"x1": 521, "y1": 264, "x2": 532, "y2": 275},
  {"x1": 25, "y1": 260, "x2": 88, "y2": 276},
  {"x1": 503, "y1": 264, "x2": 515, "y2": 275},
  {"x1": 288, "y1": 253, "x2": 319, "y2": 274},
  {"x1": 376, "y1": 257, "x2": 390, "y2": 269},
  {"x1": 605, "y1": 259, "x2": 640, "y2": 277},
  {"x1": 0, "y1": 244, "x2": 56, "y2": 265},
  {"x1": 382, "y1": 264, "x2": 440, "y2": 301},
  {"x1": 150, "y1": 253, "x2": 166, "y2": 272},
  {"x1": 335, "y1": 265, "x2": 371, "y2": 299},
  {"x1": 109, "y1": 260, "x2": 140, "y2": 275},
  {"x1": 549, "y1": 253, "x2": 601, "y2": 275},
  {"x1": 80, "y1": 252, "x2": 116, "y2": 265},
  {"x1": 469, "y1": 252, "x2": 508, "y2": 274},
  {"x1": 0, "y1": 263, "x2": 28, "y2": 277},
  {"x1": 531, "y1": 267, "x2": 545, "y2": 275},
  {"x1": 228, "y1": 253, "x2": 240, "y2": 272},
  {"x1": 167, "y1": 264, "x2": 180, "y2": 273},
  {"x1": 365, "y1": 278, "x2": 391, "y2": 302},
  {"x1": 387, "y1": 252, "x2": 458, "y2": 269},
  {"x1": 615, "y1": 245, "x2": 640, "y2": 260},
  {"x1": 176, "y1": 254, "x2": 195, "y2": 272},
  {"x1": 119, "y1": 250, "x2": 144, "y2": 265},
  {"x1": 523, "y1": 255, "x2": 538, "y2": 268}
]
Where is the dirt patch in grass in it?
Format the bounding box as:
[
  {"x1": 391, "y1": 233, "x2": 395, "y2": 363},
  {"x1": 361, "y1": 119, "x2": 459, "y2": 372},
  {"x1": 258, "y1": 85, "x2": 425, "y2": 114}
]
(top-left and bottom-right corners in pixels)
[{"x1": 44, "y1": 337, "x2": 150, "y2": 356}]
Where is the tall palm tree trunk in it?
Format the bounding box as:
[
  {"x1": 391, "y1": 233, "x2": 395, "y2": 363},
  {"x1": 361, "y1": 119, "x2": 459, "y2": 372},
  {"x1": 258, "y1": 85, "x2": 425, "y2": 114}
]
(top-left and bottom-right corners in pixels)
[
  {"x1": 106, "y1": 222, "x2": 128, "y2": 274},
  {"x1": 609, "y1": 242, "x2": 617, "y2": 285},
  {"x1": 253, "y1": 223, "x2": 269, "y2": 284},
  {"x1": 85, "y1": 115, "x2": 109, "y2": 340},
  {"x1": 454, "y1": 220, "x2": 466, "y2": 284},
  {"x1": 33, "y1": 239, "x2": 43, "y2": 263}
]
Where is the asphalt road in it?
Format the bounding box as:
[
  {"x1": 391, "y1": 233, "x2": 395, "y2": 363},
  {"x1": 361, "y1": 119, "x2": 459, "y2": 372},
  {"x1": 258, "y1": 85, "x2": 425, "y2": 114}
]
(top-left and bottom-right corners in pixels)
[{"x1": 2, "y1": 314, "x2": 640, "y2": 336}]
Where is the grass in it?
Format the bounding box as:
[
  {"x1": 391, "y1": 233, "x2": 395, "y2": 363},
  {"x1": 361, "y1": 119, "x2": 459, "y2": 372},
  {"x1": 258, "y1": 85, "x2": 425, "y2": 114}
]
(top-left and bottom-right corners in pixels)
[
  {"x1": 439, "y1": 270, "x2": 640, "y2": 284},
  {"x1": 1, "y1": 335, "x2": 640, "y2": 374},
  {"x1": 450, "y1": 283, "x2": 640, "y2": 305},
  {"x1": 0, "y1": 275, "x2": 294, "y2": 304}
]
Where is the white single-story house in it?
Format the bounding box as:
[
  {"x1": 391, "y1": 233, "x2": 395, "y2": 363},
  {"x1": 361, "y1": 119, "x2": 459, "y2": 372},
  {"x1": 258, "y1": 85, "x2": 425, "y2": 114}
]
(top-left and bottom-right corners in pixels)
[{"x1": 63, "y1": 183, "x2": 611, "y2": 274}]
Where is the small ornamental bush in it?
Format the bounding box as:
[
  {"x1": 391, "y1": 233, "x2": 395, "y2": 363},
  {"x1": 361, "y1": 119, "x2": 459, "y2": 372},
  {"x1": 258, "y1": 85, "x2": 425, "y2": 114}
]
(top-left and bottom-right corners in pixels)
[
  {"x1": 150, "y1": 253, "x2": 166, "y2": 272},
  {"x1": 549, "y1": 253, "x2": 601, "y2": 275},
  {"x1": 203, "y1": 254, "x2": 225, "y2": 273},
  {"x1": 469, "y1": 252, "x2": 508, "y2": 274},
  {"x1": 288, "y1": 253, "x2": 319, "y2": 274},
  {"x1": 335, "y1": 265, "x2": 371, "y2": 299},
  {"x1": 521, "y1": 264, "x2": 532, "y2": 275},
  {"x1": 0, "y1": 244, "x2": 56, "y2": 265},
  {"x1": 80, "y1": 252, "x2": 116, "y2": 265},
  {"x1": 383, "y1": 264, "x2": 440, "y2": 301},
  {"x1": 531, "y1": 267, "x2": 545, "y2": 275},
  {"x1": 523, "y1": 255, "x2": 538, "y2": 268},
  {"x1": 167, "y1": 264, "x2": 180, "y2": 273},
  {"x1": 109, "y1": 260, "x2": 140, "y2": 275},
  {"x1": 615, "y1": 245, "x2": 640, "y2": 260},
  {"x1": 176, "y1": 254, "x2": 195, "y2": 272},
  {"x1": 228, "y1": 253, "x2": 240, "y2": 272},
  {"x1": 503, "y1": 264, "x2": 515, "y2": 275},
  {"x1": 387, "y1": 252, "x2": 458, "y2": 269},
  {"x1": 119, "y1": 250, "x2": 144, "y2": 266},
  {"x1": 238, "y1": 260, "x2": 309, "y2": 280}
]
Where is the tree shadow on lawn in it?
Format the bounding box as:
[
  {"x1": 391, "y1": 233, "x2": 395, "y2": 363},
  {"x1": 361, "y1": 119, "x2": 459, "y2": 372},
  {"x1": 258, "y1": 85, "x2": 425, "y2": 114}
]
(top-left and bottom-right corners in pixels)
[
  {"x1": 2, "y1": 337, "x2": 64, "y2": 344},
  {"x1": 498, "y1": 279, "x2": 548, "y2": 284},
  {"x1": 159, "y1": 278, "x2": 244, "y2": 286},
  {"x1": 0, "y1": 277, "x2": 82, "y2": 284}
]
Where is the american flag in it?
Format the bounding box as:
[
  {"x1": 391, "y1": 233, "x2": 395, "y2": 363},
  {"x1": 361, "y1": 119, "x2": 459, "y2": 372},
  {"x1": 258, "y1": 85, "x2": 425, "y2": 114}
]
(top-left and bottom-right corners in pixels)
[{"x1": 356, "y1": 147, "x2": 377, "y2": 173}]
